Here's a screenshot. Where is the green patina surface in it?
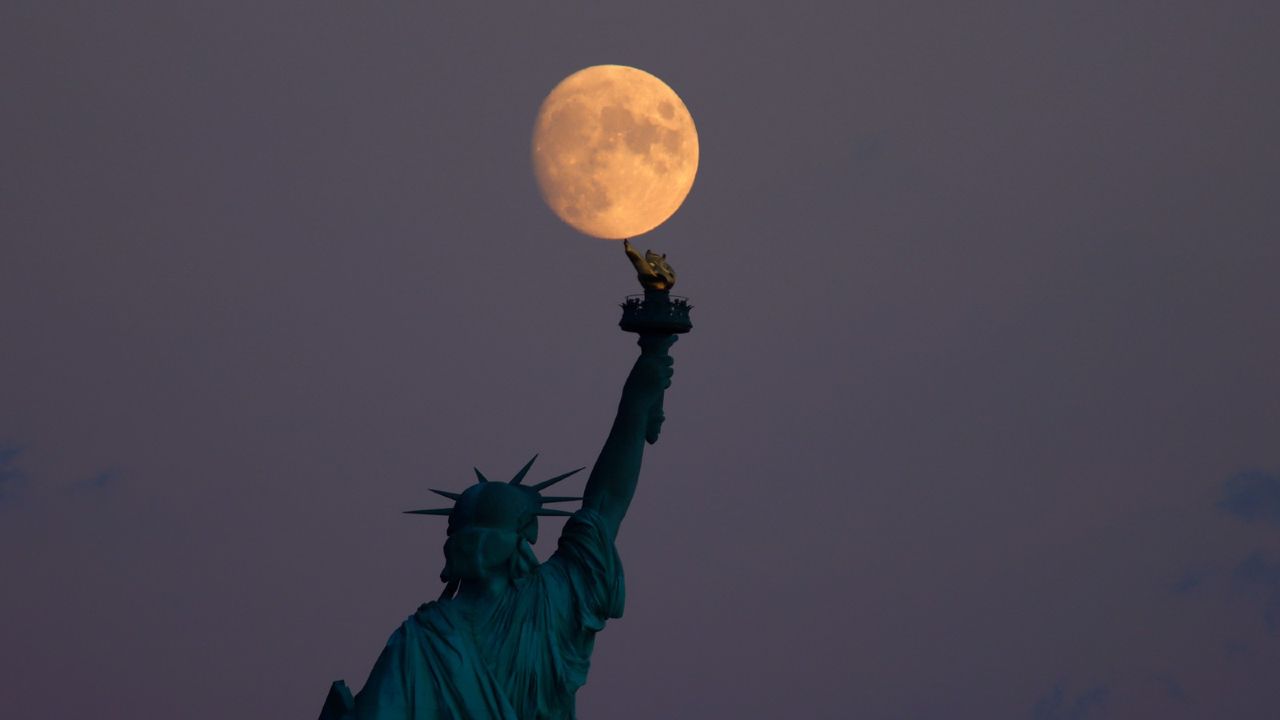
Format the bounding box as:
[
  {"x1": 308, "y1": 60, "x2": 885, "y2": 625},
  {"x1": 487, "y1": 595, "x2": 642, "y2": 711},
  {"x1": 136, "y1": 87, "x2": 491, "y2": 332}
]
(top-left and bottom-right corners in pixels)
[{"x1": 321, "y1": 330, "x2": 677, "y2": 720}]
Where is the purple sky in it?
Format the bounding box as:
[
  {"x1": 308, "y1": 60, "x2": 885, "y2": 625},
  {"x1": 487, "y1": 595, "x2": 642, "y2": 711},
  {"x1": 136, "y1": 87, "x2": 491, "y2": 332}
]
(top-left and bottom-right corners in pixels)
[{"x1": 3, "y1": 3, "x2": 1279, "y2": 718}]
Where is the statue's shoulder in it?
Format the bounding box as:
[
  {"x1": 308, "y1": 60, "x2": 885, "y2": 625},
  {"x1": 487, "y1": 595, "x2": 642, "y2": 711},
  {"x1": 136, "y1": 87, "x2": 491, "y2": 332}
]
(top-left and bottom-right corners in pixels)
[
  {"x1": 400, "y1": 600, "x2": 462, "y2": 638},
  {"x1": 412, "y1": 600, "x2": 447, "y2": 623}
]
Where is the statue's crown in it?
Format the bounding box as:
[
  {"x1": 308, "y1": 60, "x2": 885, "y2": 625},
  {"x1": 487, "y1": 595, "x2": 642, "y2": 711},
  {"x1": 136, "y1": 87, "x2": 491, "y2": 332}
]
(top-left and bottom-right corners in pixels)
[{"x1": 404, "y1": 455, "x2": 583, "y2": 544}]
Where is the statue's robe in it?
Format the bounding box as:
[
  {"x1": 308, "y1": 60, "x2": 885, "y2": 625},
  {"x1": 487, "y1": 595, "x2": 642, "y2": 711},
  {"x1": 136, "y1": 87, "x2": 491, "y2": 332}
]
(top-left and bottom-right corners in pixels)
[{"x1": 350, "y1": 509, "x2": 624, "y2": 720}]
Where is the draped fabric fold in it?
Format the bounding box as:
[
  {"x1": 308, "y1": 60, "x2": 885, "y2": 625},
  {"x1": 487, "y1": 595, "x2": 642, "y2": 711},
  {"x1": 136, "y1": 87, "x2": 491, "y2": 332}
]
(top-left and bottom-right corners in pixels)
[{"x1": 338, "y1": 508, "x2": 624, "y2": 720}]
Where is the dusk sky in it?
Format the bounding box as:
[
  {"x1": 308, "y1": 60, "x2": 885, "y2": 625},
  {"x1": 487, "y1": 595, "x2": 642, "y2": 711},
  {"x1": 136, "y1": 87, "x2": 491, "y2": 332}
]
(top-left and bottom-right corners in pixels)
[{"x1": 3, "y1": 3, "x2": 1279, "y2": 718}]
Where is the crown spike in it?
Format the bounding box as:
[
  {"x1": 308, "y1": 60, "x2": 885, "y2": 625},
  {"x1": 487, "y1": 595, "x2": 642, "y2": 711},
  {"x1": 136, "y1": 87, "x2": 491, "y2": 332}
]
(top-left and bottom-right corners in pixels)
[
  {"x1": 430, "y1": 489, "x2": 462, "y2": 501},
  {"x1": 510, "y1": 454, "x2": 539, "y2": 485},
  {"x1": 538, "y1": 496, "x2": 582, "y2": 504},
  {"x1": 534, "y1": 508, "x2": 574, "y2": 517},
  {"x1": 530, "y1": 467, "x2": 585, "y2": 491},
  {"x1": 474, "y1": 467, "x2": 489, "y2": 483},
  {"x1": 404, "y1": 508, "x2": 454, "y2": 516}
]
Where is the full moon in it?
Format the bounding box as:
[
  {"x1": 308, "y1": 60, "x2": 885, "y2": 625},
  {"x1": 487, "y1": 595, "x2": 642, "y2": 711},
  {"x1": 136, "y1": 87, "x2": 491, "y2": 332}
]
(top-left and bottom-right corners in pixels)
[{"x1": 532, "y1": 65, "x2": 699, "y2": 240}]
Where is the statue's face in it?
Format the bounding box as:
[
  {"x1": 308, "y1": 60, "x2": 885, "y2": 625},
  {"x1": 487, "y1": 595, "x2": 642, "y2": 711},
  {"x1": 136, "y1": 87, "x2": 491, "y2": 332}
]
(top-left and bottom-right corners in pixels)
[{"x1": 442, "y1": 527, "x2": 519, "y2": 581}]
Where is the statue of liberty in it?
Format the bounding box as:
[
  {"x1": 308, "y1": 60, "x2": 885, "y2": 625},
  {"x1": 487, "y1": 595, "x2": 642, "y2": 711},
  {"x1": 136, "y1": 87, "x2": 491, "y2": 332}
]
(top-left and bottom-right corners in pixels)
[{"x1": 319, "y1": 241, "x2": 687, "y2": 720}]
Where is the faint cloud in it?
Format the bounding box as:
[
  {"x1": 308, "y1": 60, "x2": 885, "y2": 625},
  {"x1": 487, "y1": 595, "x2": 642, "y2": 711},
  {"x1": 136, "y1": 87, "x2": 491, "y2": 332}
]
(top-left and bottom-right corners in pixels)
[
  {"x1": 0, "y1": 444, "x2": 25, "y2": 502},
  {"x1": 1031, "y1": 683, "x2": 1111, "y2": 720},
  {"x1": 1218, "y1": 470, "x2": 1280, "y2": 526},
  {"x1": 76, "y1": 467, "x2": 121, "y2": 491},
  {"x1": 1156, "y1": 674, "x2": 1189, "y2": 704},
  {"x1": 1224, "y1": 639, "x2": 1251, "y2": 659},
  {"x1": 1232, "y1": 551, "x2": 1280, "y2": 633},
  {"x1": 1171, "y1": 571, "x2": 1203, "y2": 595}
]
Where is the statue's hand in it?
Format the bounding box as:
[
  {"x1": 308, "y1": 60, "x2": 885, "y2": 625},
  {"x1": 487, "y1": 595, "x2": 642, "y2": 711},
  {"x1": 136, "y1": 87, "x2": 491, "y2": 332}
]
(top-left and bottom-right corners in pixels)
[
  {"x1": 624, "y1": 344, "x2": 673, "y2": 398},
  {"x1": 637, "y1": 333, "x2": 677, "y2": 357},
  {"x1": 625, "y1": 335, "x2": 676, "y2": 443}
]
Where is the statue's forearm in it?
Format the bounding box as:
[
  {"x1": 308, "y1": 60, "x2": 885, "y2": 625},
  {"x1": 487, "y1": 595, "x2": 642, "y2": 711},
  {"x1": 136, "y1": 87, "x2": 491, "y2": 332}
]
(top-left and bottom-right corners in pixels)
[
  {"x1": 582, "y1": 401, "x2": 648, "y2": 538},
  {"x1": 582, "y1": 339, "x2": 673, "y2": 539}
]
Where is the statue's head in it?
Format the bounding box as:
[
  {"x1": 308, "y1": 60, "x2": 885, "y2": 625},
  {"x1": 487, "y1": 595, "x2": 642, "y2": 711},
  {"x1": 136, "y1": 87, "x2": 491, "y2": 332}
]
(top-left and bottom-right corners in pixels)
[
  {"x1": 404, "y1": 456, "x2": 583, "y2": 592},
  {"x1": 442, "y1": 483, "x2": 537, "y2": 582}
]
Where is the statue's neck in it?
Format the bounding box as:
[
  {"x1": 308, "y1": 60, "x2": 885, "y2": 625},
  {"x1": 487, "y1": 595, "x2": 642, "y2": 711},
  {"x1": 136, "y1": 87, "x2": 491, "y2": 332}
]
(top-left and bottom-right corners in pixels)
[{"x1": 453, "y1": 575, "x2": 508, "y2": 605}]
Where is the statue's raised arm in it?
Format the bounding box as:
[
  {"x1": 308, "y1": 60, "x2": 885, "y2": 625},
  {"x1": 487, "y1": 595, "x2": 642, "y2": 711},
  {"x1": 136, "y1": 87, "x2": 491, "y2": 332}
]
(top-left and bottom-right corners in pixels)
[
  {"x1": 319, "y1": 240, "x2": 688, "y2": 720},
  {"x1": 581, "y1": 333, "x2": 676, "y2": 540}
]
